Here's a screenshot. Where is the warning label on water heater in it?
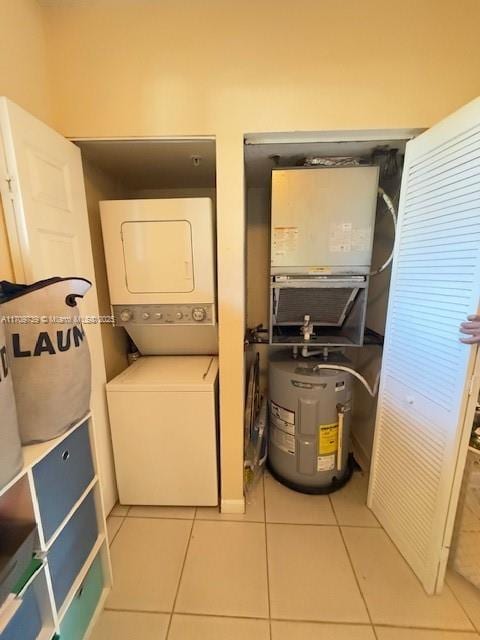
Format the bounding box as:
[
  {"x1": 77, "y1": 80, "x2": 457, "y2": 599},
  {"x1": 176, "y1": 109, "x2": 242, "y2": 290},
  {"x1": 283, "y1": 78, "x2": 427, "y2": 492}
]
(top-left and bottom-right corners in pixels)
[
  {"x1": 318, "y1": 422, "x2": 338, "y2": 455},
  {"x1": 271, "y1": 401, "x2": 295, "y2": 435},
  {"x1": 271, "y1": 401, "x2": 296, "y2": 454},
  {"x1": 271, "y1": 428, "x2": 296, "y2": 455},
  {"x1": 317, "y1": 454, "x2": 335, "y2": 472}
]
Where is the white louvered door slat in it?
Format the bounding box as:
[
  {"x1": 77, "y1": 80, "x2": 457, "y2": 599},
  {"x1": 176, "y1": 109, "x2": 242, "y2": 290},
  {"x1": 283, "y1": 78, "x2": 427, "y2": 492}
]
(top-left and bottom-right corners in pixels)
[{"x1": 368, "y1": 97, "x2": 480, "y2": 594}]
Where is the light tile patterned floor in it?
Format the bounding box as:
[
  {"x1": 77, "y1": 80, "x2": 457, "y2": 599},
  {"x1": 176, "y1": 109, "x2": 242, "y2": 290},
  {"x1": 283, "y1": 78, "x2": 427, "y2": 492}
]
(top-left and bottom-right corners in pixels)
[{"x1": 93, "y1": 470, "x2": 480, "y2": 640}]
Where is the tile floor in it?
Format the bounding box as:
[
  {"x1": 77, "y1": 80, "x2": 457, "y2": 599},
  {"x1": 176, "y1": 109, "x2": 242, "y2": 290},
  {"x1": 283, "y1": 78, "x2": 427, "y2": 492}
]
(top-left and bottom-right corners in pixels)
[{"x1": 92, "y1": 470, "x2": 480, "y2": 639}]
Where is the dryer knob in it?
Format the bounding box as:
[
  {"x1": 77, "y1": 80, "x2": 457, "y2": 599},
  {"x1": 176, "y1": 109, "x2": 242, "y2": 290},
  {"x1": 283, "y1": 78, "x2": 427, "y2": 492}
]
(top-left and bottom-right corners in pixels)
[
  {"x1": 192, "y1": 307, "x2": 207, "y2": 322},
  {"x1": 142, "y1": 312, "x2": 150, "y2": 320},
  {"x1": 175, "y1": 312, "x2": 184, "y2": 320},
  {"x1": 119, "y1": 309, "x2": 133, "y2": 322}
]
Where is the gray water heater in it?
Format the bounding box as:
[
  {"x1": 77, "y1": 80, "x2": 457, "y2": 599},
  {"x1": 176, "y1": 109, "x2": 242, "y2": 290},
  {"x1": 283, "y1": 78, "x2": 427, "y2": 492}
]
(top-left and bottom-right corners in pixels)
[{"x1": 268, "y1": 351, "x2": 353, "y2": 493}]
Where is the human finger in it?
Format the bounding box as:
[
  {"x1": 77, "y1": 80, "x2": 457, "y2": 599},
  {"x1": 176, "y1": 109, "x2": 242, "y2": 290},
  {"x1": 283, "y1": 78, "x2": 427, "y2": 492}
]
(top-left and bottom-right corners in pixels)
[{"x1": 459, "y1": 326, "x2": 480, "y2": 335}]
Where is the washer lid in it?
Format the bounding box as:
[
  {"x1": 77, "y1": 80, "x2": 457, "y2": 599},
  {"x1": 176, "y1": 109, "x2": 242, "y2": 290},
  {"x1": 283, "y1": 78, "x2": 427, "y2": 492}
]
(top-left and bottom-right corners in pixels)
[{"x1": 107, "y1": 355, "x2": 218, "y2": 392}]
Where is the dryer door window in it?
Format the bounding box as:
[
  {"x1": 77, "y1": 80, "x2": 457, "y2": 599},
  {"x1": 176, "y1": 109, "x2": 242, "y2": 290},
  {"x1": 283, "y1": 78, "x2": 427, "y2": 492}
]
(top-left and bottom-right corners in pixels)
[{"x1": 121, "y1": 220, "x2": 194, "y2": 293}]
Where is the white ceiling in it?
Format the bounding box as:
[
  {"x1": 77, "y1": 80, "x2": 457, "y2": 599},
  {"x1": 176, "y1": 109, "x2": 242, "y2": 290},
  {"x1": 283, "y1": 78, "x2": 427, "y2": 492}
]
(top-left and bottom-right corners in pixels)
[{"x1": 75, "y1": 138, "x2": 216, "y2": 190}]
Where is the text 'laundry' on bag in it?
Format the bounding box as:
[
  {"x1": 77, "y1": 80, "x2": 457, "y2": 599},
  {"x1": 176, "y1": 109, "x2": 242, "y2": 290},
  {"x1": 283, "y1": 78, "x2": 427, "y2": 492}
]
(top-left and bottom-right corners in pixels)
[{"x1": 0, "y1": 277, "x2": 93, "y2": 444}]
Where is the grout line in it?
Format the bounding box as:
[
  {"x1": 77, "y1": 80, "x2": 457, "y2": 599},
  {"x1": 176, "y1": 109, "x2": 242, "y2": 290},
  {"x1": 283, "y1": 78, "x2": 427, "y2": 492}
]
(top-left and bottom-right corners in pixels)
[
  {"x1": 327, "y1": 494, "x2": 338, "y2": 526},
  {"x1": 165, "y1": 517, "x2": 196, "y2": 639},
  {"x1": 270, "y1": 617, "x2": 373, "y2": 627},
  {"x1": 262, "y1": 476, "x2": 273, "y2": 640},
  {"x1": 334, "y1": 502, "x2": 379, "y2": 640},
  {"x1": 104, "y1": 606, "x2": 172, "y2": 615},
  {"x1": 191, "y1": 516, "x2": 380, "y2": 527},
  {"x1": 103, "y1": 607, "x2": 171, "y2": 616},
  {"x1": 328, "y1": 488, "x2": 378, "y2": 636},
  {"x1": 374, "y1": 623, "x2": 480, "y2": 634},
  {"x1": 108, "y1": 514, "x2": 127, "y2": 548},
  {"x1": 105, "y1": 606, "x2": 270, "y2": 621},
  {"x1": 195, "y1": 516, "x2": 265, "y2": 523},
  {"x1": 443, "y1": 571, "x2": 480, "y2": 634},
  {"x1": 264, "y1": 520, "x2": 380, "y2": 528},
  {"x1": 175, "y1": 611, "x2": 269, "y2": 622},
  {"x1": 125, "y1": 515, "x2": 196, "y2": 522},
  {"x1": 101, "y1": 607, "x2": 478, "y2": 633}
]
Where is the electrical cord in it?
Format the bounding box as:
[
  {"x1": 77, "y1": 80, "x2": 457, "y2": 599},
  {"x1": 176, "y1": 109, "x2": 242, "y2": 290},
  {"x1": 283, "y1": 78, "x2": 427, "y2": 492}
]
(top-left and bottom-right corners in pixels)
[{"x1": 370, "y1": 187, "x2": 397, "y2": 277}]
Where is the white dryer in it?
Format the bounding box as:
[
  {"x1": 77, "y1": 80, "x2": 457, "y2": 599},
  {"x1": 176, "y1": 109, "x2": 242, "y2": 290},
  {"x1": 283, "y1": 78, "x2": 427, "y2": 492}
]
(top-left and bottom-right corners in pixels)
[
  {"x1": 101, "y1": 197, "x2": 217, "y2": 355},
  {"x1": 106, "y1": 356, "x2": 218, "y2": 506}
]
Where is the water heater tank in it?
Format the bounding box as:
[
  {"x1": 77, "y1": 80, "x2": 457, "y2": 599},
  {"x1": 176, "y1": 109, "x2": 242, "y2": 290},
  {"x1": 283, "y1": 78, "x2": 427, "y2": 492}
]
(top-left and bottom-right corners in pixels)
[{"x1": 268, "y1": 351, "x2": 353, "y2": 493}]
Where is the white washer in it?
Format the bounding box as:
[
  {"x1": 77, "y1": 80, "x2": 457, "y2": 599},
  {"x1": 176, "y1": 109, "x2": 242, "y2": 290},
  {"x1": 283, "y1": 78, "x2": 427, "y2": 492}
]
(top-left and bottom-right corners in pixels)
[{"x1": 106, "y1": 355, "x2": 219, "y2": 506}]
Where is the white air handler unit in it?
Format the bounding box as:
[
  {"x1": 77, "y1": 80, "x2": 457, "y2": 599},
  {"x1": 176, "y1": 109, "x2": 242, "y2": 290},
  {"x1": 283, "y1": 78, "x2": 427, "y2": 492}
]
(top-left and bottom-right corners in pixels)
[
  {"x1": 268, "y1": 167, "x2": 379, "y2": 493},
  {"x1": 270, "y1": 166, "x2": 379, "y2": 346},
  {"x1": 101, "y1": 198, "x2": 219, "y2": 506}
]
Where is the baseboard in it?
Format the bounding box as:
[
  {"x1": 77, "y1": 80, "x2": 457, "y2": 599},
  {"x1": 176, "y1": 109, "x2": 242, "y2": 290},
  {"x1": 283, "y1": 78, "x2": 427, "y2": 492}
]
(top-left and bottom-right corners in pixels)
[{"x1": 220, "y1": 497, "x2": 245, "y2": 514}]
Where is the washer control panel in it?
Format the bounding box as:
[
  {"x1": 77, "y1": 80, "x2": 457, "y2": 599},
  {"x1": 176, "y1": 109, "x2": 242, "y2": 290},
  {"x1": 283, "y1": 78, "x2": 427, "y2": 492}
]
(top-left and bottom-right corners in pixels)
[{"x1": 113, "y1": 304, "x2": 215, "y2": 326}]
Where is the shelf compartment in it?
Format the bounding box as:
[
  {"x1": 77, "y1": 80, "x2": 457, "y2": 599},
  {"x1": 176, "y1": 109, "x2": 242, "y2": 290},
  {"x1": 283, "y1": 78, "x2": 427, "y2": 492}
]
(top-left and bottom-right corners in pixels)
[
  {"x1": 57, "y1": 535, "x2": 105, "y2": 623},
  {"x1": 0, "y1": 520, "x2": 37, "y2": 606},
  {"x1": 32, "y1": 421, "x2": 95, "y2": 544},
  {"x1": 0, "y1": 565, "x2": 54, "y2": 640},
  {"x1": 59, "y1": 551, "x2": 103, "y2": 640},
  {"x1": 48, "y1": 490, "x2": 98, "y2": 611}
]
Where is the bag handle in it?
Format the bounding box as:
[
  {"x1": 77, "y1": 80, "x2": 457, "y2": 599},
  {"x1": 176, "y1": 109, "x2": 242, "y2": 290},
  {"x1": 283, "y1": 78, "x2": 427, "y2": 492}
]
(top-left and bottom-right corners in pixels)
[{"x1": 65, "y1": 293, "x2": 85, "y2": 308}]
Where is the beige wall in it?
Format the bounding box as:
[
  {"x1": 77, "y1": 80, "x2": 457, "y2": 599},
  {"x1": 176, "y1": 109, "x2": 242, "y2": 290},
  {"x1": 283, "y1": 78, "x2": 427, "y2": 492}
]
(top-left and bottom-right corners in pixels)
[
  {"x1": 0, "y1": 0, "x2": 52, "y2": 282},
  {"x1": 0, "y1": 0, "x2": 51, "y2": 124},
  {"x1": 43, "y1": 0, "x2": 480, "y2": 137},
  {"x1": 17, "y1": 0, "x2": 480, "y2": 505}
]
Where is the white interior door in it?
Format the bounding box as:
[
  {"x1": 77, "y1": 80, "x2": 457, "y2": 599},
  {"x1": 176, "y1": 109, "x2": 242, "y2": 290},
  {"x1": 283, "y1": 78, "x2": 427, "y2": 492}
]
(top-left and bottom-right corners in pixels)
[
  {"x1": 368, "y1": 97, "x2": 480, "y2": 594},
  {"x1": 0, "y1": 97, "x2": 117, "y2": 513}
]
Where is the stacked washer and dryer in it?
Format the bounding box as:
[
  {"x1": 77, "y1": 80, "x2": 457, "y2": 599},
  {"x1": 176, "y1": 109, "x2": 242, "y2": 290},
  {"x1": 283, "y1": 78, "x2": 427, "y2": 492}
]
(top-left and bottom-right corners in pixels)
[{"x1": 101, "y1": 198, "x2": 219, "y2": 506}]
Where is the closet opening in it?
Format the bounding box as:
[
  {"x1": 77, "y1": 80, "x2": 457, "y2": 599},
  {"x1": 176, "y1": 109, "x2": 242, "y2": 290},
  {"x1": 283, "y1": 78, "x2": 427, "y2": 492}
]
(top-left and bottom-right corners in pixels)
[
  {"x1": 242, "y1": 129, "x2": 418, "y2": 487},
  {"x1": 72, "y1": 137, "x2": 217, "y2": 382}
]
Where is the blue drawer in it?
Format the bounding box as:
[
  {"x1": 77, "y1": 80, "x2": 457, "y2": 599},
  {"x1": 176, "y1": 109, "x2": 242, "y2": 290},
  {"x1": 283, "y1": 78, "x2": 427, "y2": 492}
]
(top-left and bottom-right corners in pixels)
[
  {"x1": 33, "y1": 421, "x2": 94, "y2": 542},
  {"x1": 49, "y1": 490, "x2": 98, "y2": 610},
  {"x1": 59, "y1": 554, "x2": 103, "y2": 640},
  {"x1": 0, "y1": 573, "x2": 42, "y2": 640}
]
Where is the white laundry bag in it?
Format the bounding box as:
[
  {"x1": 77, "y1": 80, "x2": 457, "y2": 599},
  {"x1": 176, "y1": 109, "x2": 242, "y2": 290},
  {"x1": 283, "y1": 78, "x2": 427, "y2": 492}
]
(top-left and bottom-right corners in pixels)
[
  {"x1": 0, "y1": 321, "x2": 23, "y2": 488},
  {"x1": 0, "y1": 277, "x2": 92, "y2": 444}
]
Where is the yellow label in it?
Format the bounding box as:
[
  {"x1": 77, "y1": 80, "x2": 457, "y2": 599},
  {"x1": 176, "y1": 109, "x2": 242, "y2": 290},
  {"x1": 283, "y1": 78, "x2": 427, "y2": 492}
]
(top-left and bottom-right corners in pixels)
[{"x1": 318, "y1": 422, "x2": 338, "y2": 455}]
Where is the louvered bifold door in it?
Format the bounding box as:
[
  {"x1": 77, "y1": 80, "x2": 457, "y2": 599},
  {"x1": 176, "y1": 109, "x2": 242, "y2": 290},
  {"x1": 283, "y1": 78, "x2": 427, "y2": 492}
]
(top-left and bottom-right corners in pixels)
[{"x1": 368, "y1": 97, "x2": 480, "y2": 594}]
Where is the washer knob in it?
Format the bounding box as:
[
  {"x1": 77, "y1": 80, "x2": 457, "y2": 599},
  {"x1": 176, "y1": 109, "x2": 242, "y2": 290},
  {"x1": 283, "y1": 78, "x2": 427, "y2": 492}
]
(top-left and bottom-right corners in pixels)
[
  {"x1": 119, "y1": 309, "x2": 133, "y2": 322},
  {"x1": 176, "y1": 312, "x2": 183, "y2": 320},
  {"x1": 192, "y1": 307, "x2": 207, "y2": 322},
  {"x1": 142, "y1": 312, "x2": 150, "y2": 320},
  {"x1": 155, "y1": 312, "x2": 163, "y2": 320}
]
